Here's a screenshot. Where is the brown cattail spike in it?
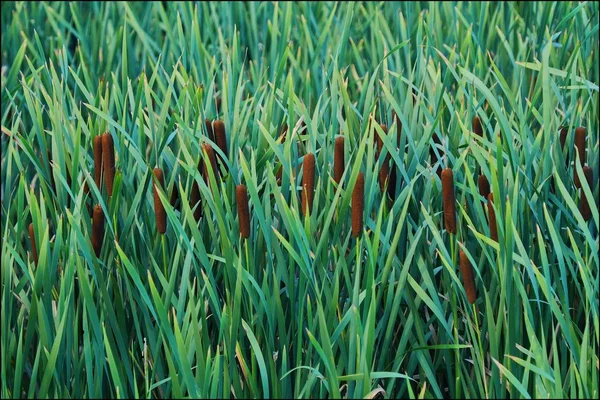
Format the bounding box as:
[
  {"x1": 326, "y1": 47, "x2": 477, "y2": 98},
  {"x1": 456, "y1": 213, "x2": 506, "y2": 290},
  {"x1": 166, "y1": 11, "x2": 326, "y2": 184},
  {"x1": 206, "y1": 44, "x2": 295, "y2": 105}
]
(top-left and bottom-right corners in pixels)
[
  {"x1": 236, "y1": 184, "x2": 251, "y2": 239},
  {"x1": 93, "y1": 135, "x2": 103, "y2": 189},
  {"x1": 579, "y1": 166, "x2": 594, "y2": 221},
  {"x1": 213, "y1": 119, "x2": 228, "y2": 159},
  {"x1": 301, "y1": 153, "x2": 316, "y2": 216},
  {"x1": 91, "y1": 204, "x2": 105, "y2": 257},
  {"x1": 459, "y1": 250, "x2": 477, "y2": 304},
  {"x1": 487, "y1": 193, "x2": 498, "y2": 242},
  {"x1": 472, "y1": 116, "x2": 483, "y2": 137},
  {"x1": 201, "y1": 143, "x2": 219, "y2": 186},
  {"x1": 441, "y1": 168, "x2": 456, "y2": 234},
  {"x1": 333, "y1": 136, "x2": 345, "y2": 184},
  {"x1": 559, "y1": 127, "x2": 568, "y2": 151},
  {"x1": 29, "y1": 223, "x2": 38, "y2": 266},
  {"x1": 153, "y1": 168, "x2": 167, "y2": 234},
  {"x1": 352, "y1": 172, "x2": 365, "y2": 238},
  {"x1": 431, "y1": 133, "x2": 443, "y2": 177},
  {"x1": 102, "y1": 133, "x2": 116, "y2": 196}
]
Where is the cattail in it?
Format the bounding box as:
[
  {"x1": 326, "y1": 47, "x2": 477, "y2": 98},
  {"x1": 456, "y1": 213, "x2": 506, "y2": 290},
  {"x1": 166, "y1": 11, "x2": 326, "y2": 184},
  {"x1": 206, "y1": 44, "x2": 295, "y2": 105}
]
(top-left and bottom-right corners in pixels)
[
  {"x1": 93, "y1": 135, "x2": 103, "y2": 189},
  {"x1": 574, "y1": 127, "x2": 586, "y2": 165},
  {"x1": 102, "y1": 132, "x2": 116, "y2": 196},
  {"x1": 29, "y1": 223, "x2": 38, "y2": 266},
  {"x1": 91, "y1": 204, "x2": 105, "y2": 257},
  {"x1": 213, "y1": 119, "x2": 228, "y2": 159},
  {"x1": 301, "y1": 153, "x2": 315, "y2": 216},
  {"x1": 430, "y1": 133, "x2": 443, "y2": 177},
  {"x1": 478, "y1": 174, "x2": 490, "y2": 207},
  {"x1": 333, "y1": 136, "x2": 345, "y2": 184},
  {"x1": 236, "y1": 184, "x2": 251, "y2": 238},
  {"x1": 487, "y1": 193, "x2": 498, "y2": 242},
  {"x1": 201, "y1": 143, "x2": 219, "y2": 186},
  {"x1": 559, "y1": 127, "x2": 568, "y2": 151},
  {"x1": 472, "y1": 116, "x2": 483, "y2": 137},
  {"x1": 377, "y1": 124, "x2": 390, "y2": 193},
  {"x1": 441, "y1": 168, "x2": 456, "y2": 234},
  {"x1": 352, "y1": 172, "x2": 365, "y2": 237},
  {"x1": 153, "y1": 168, "x2": 167, "y2": 234},
  {"x1": 579, "y1": 166, "x2": 594, "y2": 221},
  {"x1": 215, "y1": 96, "x2": 222, "y2": 115},
  {"x1": 205, "y1": 119, "x2": 214, "y2": 141},
  {"x1": 459, "y1": 250, "x2": 477, "y2": 304}
]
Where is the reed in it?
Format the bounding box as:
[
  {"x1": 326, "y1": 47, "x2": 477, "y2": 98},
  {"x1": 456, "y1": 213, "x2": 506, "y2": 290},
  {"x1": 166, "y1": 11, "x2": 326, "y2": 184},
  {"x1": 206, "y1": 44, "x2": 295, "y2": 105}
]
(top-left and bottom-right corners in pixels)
[
  {"x1": 102, "y1": 132, "x2": 116, "y2": 196},
  {"x1": 333, "y1": 136, "x2": 345, "y2": 184},
  {"x1": 153, "y1": 168, "x2": 167, "y2": 234},
  {"x1": 91, "y1": 204, "x2": 105, "y2": 257},
  {"x1": 459, "y1": 250, "x2": 477, "y2": 304},
  {"x1": 28, "y1": 223, "x2": 38, "y2": 266},
  {"x1": 441, "y1": 168, "x2": 456, "y2": 234},
  {"x1": 579, "y1": 166, "x2": 594, "y2": 221},
  {"x1": 93, "y1": 135, "x2": 103, "y2": 189},
  {"x1": 487, "y1": 193, "x2": 498, "y2": 242},
  {"x1": 236, "y1": 184, "x2": 251, "y2": 238},
  {"x1": 352, "y1": 172, "x2": 365, "y2": 238},
  {"x1": 301, "y1": 153, "x2": 315, "y2": 216}
]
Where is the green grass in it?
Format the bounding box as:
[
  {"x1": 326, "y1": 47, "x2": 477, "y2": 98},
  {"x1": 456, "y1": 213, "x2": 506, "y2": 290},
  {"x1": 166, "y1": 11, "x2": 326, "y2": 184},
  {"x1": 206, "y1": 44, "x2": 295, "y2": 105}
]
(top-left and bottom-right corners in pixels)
[{"x1": 1, "y1": 1, "x2": 598, "y2": 398}]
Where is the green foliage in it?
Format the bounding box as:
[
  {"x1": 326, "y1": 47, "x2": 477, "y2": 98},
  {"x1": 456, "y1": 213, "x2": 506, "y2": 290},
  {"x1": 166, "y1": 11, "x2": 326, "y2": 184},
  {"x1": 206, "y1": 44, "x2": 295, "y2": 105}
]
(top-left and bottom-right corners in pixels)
[{"x1": 1, "y1": 1, "x2": 598, "y2": 398}]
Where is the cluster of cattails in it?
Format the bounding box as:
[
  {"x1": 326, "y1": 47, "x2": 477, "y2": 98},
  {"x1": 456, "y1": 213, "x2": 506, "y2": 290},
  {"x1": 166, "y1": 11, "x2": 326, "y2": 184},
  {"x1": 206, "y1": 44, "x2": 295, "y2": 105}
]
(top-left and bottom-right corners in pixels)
[{"x1": 301, "y1": 153, "x2": 316, "y2": 216}]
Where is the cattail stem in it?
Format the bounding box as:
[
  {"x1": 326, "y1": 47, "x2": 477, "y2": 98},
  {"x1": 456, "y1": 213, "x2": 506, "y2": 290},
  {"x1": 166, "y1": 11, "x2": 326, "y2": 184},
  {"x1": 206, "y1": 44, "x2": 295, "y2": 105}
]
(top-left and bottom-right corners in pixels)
[
  {"x1": 459, "y1": 250, "x2": 477, "y2": 304},
  {"x1": 153, "y1": 168, "x2": 167, "y2": 234},
  {"x1": 487, "y1": 193, "x2": 498, "y2": 242},
  {"x1": 91, "y1": 204, "x2": 105, "y2": 257},
  {"x1": 301, "y1": 153, "x2": 315, "y2": 216},
  {"x1": 579, "y1": 166, "x2": 593, "y2": 221},
  {"x1": 93, "y1": 135, "x2": 103, "y2": 189},
  {"x1": 352, "y1": 172, "x2": 365, "y2": 237},
  {"x1": 441, "y1": 168, "x2": 456, "y2": 234},
  {"x1": 236, "y1": 184, "x2": 251, "y2": 239},
  {"x1": 29, "y1": 223, "x2": 38, "y2": 266},
  {"x1": 102, "y1": 133, "x2": 116, "y2": 196},
  {"x1": 333, "y1": 136, "x2": 345, "y2": 184}
]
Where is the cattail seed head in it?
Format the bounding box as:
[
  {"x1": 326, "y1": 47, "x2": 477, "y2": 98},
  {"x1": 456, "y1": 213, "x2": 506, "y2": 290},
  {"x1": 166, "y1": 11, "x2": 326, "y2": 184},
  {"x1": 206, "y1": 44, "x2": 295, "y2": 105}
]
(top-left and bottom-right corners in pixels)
[
  {"x1": 201, "y1": 143, "x2": 219, "y2": 186},
  {"x1": 213, "y1": 119, "x2": 228, "y2": 159},
  {"x1": 333, "y1": 136, "x2": 345, "y2": 184},
  {"x1": 487, "y1": 193, "x2": 498, "y2": 242},
  {"x1": 459, "y1": 250, "x2": 477, "y2": 304},
  {"x1": 102, "y1": 132, "x2": 116, "y2": 196},
  {"x1": 559, "y1": 127, "x2": 568, "y2": 150},
  {"x1": 93, "y1": 135, "x2": 103, "y2": 189},
  {"x1": 478, "y1": 174, "x2": 490, "y2": 204},
  {"x1": 441, "y1": 168, "x2": 456, "y2": 234},
  {"x1": 236, "y1": 184, "x2": 251, "y2": 239},
  {"x1": 29, "y1": 223, "x2": 38, "y2": 266},
  {"x1": 352, "y1": 172, "x2": 365, "y2": 238},
  {"x1": 579, "y1": 166, "x2": 594, "y2": 221},
  {"x1": 301, "y1": 153, "x2": 316, "y2": 216},
  {"x1": 472, "y1": 116, "x2": 483, "y2": 137},
  {"x1": 153, "y1": 168, "x2": 167, "y2": 234},
  {"x1": 91, "y1": 204, "x2": 105, "y2": 257}
]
